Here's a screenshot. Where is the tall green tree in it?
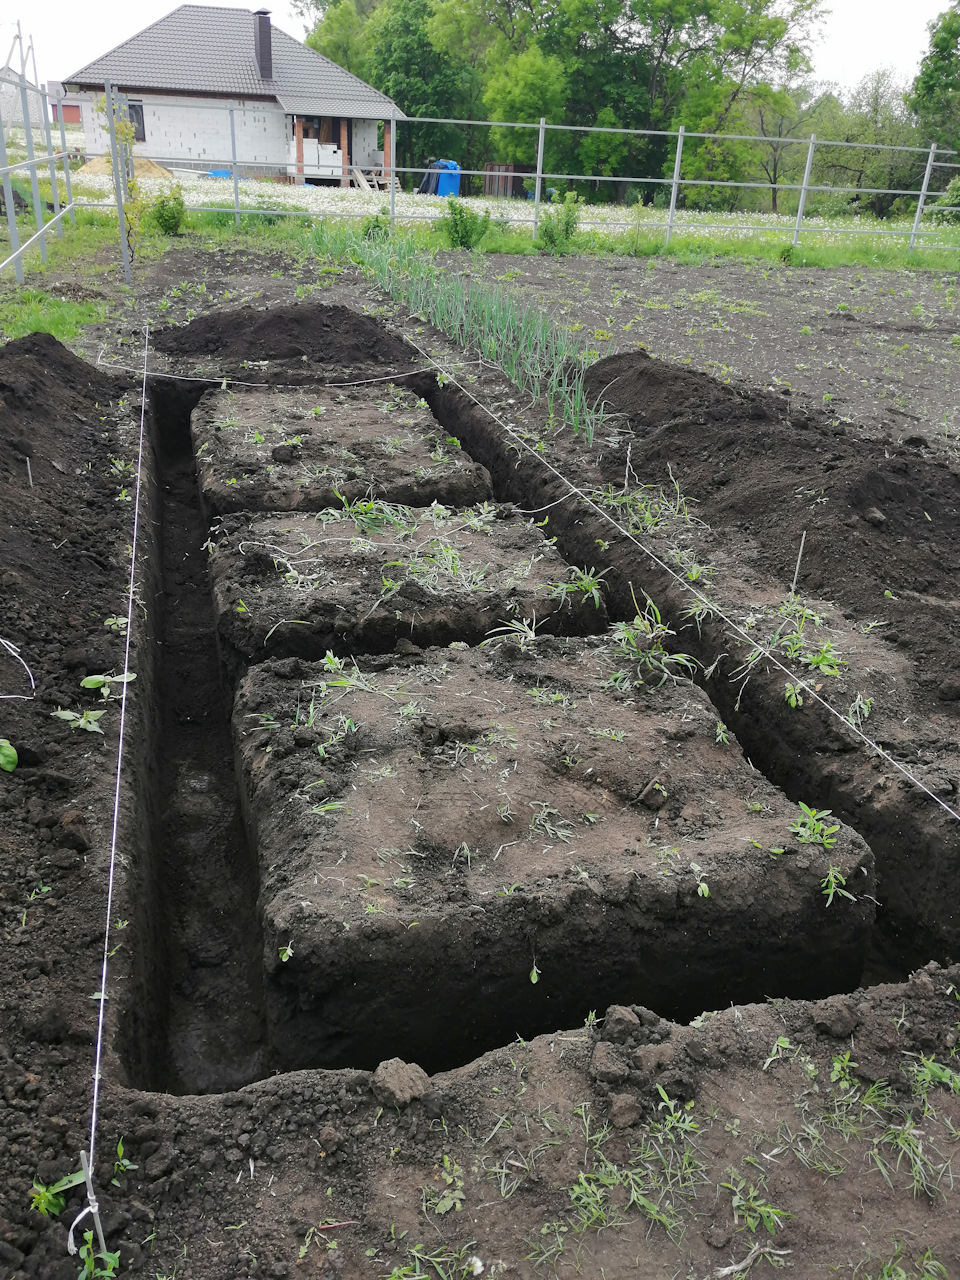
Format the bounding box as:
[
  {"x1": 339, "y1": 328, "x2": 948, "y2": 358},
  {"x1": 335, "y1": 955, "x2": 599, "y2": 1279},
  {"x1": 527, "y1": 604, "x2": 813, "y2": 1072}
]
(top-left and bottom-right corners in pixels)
[
  {"x1": 306, "y1": 0, "x2": 372, "y2": 79},
  {"x1": 817, "y1": 70, "x2": 922, "y2": 216},
  {"x1": 909, "y1": 2, "x2": 960, "y2": 153},
  {"x1": 364, "y1": 0, "x2": 480, "y2": 178},
  {"x1": 305, "y1": 0, "x2": 835, "y2": 202}
]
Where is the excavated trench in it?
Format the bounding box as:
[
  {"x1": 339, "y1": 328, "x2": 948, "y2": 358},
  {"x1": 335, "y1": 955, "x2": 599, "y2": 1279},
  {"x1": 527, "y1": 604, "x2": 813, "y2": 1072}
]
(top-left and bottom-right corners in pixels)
[
  {"x1": 415, "y1": 375, "x2": 957, "y2": 980},
  {"x1": 126, "y1": 337, "x2": 944, "y2": 1095}
]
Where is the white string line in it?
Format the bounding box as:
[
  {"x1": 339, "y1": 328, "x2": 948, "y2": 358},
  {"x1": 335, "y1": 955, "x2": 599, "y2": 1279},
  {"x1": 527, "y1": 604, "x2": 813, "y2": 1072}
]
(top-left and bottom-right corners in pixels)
[
  {"x1": 87, "y1": 324, "x2": 152, "y2": 1172},
  {"x1": 0, "y1": 634, "x2": 36, "y2": 700},
  {"x1": 94, "y1": 348, "x2": 483, "y2": 389},
  {"x1": 410, "y1": 338, "x2": 960, "y2": 828}
]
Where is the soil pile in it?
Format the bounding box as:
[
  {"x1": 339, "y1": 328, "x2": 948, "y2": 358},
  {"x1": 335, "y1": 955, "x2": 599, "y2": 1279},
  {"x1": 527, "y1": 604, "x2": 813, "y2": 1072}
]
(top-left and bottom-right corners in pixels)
[
  {"x1": 0, "y1": 331, "x2": 119, "y2": 456},
  {"x1": 584, "y1": 349, "x2": 960, "y2": 718},
  {"x1": 583, "y1": 348, "x2": 783, "y2": 428},
  {"x1": 152, "y1": 301, "x2": 413, "y2": 365},
  {"x1": 78, "y1": 155, "x2": 172, "y2": 179}
]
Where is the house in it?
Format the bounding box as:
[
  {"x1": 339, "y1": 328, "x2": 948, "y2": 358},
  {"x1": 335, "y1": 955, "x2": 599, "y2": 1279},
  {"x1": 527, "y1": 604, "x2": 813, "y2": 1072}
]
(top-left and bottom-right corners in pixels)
[
  {"x1": 64, "y1": 5, "x2": 404, "y2": 184},
  {"x1": 46, "y1": 83, "x2": 83, "y2": 126}
]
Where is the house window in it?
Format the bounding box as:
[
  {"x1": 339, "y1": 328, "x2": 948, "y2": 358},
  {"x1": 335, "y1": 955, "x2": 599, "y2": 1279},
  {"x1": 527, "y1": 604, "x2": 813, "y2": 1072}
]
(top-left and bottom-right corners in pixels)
[{"x1": 128, "y1": 103, "x2": 145, "y2": 143}]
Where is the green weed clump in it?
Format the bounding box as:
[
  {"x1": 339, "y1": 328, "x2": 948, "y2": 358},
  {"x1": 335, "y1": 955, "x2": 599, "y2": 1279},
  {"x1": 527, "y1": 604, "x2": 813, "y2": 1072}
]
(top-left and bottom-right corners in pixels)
[
  {"x1": 536, "y1": 192, "x2": 581, "y2": 255},
  {"x1": 149, "y1": 184, "x2": 186, "y2": 235},
  {"x1": 437, "y1": 197, "x2": 490, "y2": 250}
]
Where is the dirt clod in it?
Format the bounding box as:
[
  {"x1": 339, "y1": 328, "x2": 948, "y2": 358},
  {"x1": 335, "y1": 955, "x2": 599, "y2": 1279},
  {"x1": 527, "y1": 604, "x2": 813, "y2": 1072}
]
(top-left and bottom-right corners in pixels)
[
  {"x1": 590, "y1": 1041, "x2": 629, "y2": 1083},
  {"x1": 608, "y1": 1092, "x2": 642, "y2": 1128},
  {"x1": 601, "y1": 1005, "x2": 641, "y2": 1043},
  {"x1": 372, "y1": 1058, "x2": 430, "y2": 1108},
  {"x1": 812, "y1": 994, "x2": 859, "y2": 1037}
]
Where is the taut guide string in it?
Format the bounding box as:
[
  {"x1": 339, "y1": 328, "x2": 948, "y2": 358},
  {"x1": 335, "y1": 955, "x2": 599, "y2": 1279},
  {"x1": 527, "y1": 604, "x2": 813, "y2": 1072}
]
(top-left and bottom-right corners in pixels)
[
  {"x1": 406, "y1": 336, "x2": 960, "y2": 829},
  {"x1": 71, "y1": 325, "x2": 153, "y2": 1265}
]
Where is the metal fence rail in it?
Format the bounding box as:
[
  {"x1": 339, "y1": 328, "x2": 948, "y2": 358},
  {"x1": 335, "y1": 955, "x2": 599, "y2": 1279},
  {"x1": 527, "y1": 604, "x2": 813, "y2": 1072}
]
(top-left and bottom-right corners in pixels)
[{"x1": 3, "y1": 84, "x2": 960, "y2": 287}]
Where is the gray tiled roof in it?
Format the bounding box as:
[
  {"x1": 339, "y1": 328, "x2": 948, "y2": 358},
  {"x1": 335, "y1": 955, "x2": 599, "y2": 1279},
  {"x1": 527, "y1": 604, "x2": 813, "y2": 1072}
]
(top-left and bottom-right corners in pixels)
[{"x1": 67, "y1": 5, "x2": 402, "y2": 120}]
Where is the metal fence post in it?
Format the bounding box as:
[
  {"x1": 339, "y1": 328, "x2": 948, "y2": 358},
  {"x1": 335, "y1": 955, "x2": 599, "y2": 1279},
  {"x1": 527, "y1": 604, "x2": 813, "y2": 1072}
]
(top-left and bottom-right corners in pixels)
[
  {"x1": 793, "y1": 134, "x2": 816, "y2": 247},
  {"x1": 0, "y1": 101, "x2": 24, "y2": 284},
  {"x1": 56, "y1": 91, "x2": 76, "y2": 224},
  {"x1": 665, "y1": 125, "x2": 685, "y2": 246},
  {"x1": 532, "y1": 116, "x2": 546, "y2": 240},
  {"x1": 115, "y1": 90, "x2": 132, "y2": 200},
  {"x1": 910, "y1": 140, "x2": 938, "y2": 251},
  {"x1": 104, "y1": 82, "x2": 132, "y2": 286},
  {"x1": 18, "y1": 75, "x2": 46, "y2": 263},
  {"x1": 389, "y1": 107, "x2": 396, "y2": 227},
  {"x1": 229, "y1": 107, "x2": 241, "y2": 226},
  {"x1": 40, "y1": 86, "x2": 63, "y2": 238}
]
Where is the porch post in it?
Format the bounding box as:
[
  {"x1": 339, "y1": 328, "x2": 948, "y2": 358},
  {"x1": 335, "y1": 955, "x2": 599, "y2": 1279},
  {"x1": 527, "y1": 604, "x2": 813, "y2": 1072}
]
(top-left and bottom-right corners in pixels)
[
  {"x1": 294, "y1": 116, "x2": 304, "y2": 184},
  {"x1": 340, "y1": 118, "x2": 349, "y2": 187}
]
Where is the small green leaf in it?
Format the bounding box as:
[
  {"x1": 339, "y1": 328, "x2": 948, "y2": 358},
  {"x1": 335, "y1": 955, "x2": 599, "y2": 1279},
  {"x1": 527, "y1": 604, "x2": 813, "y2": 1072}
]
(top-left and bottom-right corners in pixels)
[
  {"x1": 0, "y1": 739, "x2": 17, "y2": 772},
  {"x1": 530, "y1": 962, "x2": 540, "y2": 985}
]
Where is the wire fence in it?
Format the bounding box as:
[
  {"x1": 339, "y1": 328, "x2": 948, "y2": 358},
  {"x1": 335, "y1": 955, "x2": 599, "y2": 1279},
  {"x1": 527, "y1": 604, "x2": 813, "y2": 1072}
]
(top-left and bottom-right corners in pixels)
[
  {"x1": 0, "y1": 69, "x2": 77, "y2": 283},
  {"x1": 3, "y1": 80, "x2": 960, "y2": 285}
]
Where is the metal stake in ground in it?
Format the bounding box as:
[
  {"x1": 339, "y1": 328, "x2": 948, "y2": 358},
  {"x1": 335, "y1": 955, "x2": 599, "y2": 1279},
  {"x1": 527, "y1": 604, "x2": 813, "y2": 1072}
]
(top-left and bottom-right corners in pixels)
[
  {"x1": 17, "y1": 73, "x2": 46, "y2": 263},
  {"x1": 0, "y1": 100, "x2": 25, "y2": 285},
  {"x1": 910, "y1": 140, "x2": 938, "y2": 252},
  {"x1": 665, "y1": 126, "x2": 685, "y2": 247},
  {"x1": 532, "y1": 116, "x2": 546, "y2": 240},
  {"x1": 229, "y1": 106, "x2": 241, "y2": 227},
  {"x1": 793, "y1": 135, "x2": 816, "y2": 248},
  {"x1": 104, "y1": 82, "x2": 132, "y2": 286},
  {"x1": 40, "y1": 84, "x2": 63, "y2": 238},
  {"x1": 389, "y1": 106, "x2": 397, "y2": 227},
  {"x1": 790, "y1": 530, "x2": 807, "y2": 596},
  {"x1": 55, "y1": 90, "x2": 76, "y2": 225}
]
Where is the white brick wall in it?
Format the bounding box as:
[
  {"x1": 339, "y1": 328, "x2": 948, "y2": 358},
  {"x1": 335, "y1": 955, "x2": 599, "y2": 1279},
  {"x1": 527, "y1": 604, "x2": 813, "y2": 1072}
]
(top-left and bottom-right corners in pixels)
[
  {"x1": 77, "y1": 92, "x2": 385, "y2": 179},
  {"x1": 79, "y1": 92, "x2": 289, "y2": 175}
]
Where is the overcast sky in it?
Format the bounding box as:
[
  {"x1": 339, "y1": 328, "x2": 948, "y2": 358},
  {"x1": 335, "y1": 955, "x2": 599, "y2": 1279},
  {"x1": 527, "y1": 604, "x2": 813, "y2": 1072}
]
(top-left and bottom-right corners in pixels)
[{"x1": 1, "y1": 0, "x2": 952, "y2": 96}]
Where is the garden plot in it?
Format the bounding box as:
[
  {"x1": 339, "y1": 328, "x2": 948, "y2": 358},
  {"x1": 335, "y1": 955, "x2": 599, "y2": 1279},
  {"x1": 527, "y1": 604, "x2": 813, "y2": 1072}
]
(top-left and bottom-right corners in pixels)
[
  {"x1": 210, "y1": 501, "x2": 609, "y2": 661},
  {"x1": 190, "y1": 383, "x2": 492, "y2": 514},
  {"x1": 234, "y1": 640, "x2": 875, "y2": 1075}
]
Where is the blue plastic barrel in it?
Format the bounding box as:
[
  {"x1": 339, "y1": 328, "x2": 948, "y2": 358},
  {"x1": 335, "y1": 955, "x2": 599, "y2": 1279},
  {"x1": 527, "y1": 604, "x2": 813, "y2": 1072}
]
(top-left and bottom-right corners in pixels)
[{"x1": 434, "y1": 160, "x2": 461, "y2": 197}]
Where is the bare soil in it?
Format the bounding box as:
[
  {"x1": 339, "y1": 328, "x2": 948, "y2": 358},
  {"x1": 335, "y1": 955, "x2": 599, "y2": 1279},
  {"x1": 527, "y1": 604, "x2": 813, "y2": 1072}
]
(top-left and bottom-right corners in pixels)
[
  {"x1": 208, "y1": 504, "x2": 607, "y2": 662},
  {"x1": 1, "y1": 241, "x2": 960, "y2": 1280},
  {"x1": 191, "y1": 384, "x2": 491, "y2": 515}
]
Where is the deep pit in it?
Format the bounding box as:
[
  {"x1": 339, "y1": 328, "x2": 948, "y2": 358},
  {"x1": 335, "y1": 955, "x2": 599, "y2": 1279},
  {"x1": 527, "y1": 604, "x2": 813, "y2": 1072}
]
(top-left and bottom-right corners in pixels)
[
  {"x1": 135, "y1": 380, "x2": 266, "y2": 1095},
  {"x1": 118, "y1": 324, "x2": 944, "y2": 1094}
]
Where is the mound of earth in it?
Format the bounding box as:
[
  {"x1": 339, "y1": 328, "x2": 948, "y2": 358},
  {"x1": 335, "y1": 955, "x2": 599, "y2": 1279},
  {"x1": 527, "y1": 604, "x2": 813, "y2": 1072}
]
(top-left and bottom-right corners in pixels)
[
  {"x1": 0, "y1": 331, "x2": 120, "y2": 454},
  {"x1": 152, "y1": 301, "x2": 413, "y2": 365},
  {"x1": 78, "y1": 154, "x2": 172, "y2": 178},
  {"x1": 584, "y1": 348, "x2": 783, "y2": 428}
]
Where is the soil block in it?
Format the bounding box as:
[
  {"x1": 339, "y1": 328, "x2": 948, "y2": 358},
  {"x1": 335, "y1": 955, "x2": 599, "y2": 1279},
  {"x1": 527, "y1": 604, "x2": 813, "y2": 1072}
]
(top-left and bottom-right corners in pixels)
[
  {"x1": 190, "y1": 384, "x2": 491, "y2": 514},
  {"x1": 209, "y1": 502, "x2": 609, "y2": 661},
  {"x1": 233, "y1": 640, "x2": 876, "y2": 1075}
]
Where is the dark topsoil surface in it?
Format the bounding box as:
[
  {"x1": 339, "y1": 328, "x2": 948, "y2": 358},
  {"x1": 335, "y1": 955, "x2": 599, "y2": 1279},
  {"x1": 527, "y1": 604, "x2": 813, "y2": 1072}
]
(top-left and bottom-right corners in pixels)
[
  {"x1": 152, "y1": 300, "x2": 413, "y2": 368},
  {"x1": 1, "y1": 243, "x2": 960, "y2": 1278},
  {"x1": 209, "y1": 504, "x2": 607, "y2": 661},
  {"x1": 191, "y1": 383, "x2": 492, "y2": 515}
]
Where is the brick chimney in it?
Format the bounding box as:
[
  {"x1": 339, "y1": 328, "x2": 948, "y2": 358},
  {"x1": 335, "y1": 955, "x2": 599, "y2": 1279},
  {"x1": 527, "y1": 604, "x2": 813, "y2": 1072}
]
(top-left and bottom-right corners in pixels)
[{"x1": 254, "y1": 9, "x2": 273, "y2": 80}]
